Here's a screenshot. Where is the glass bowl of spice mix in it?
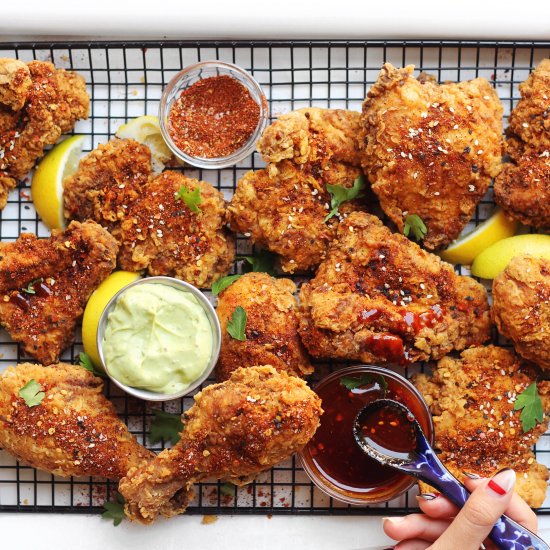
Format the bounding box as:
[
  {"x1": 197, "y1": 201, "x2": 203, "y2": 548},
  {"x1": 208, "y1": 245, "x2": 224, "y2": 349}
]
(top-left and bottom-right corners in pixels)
[{"x1": 159, "y1": 61, "x2": 268, "y2": 169}]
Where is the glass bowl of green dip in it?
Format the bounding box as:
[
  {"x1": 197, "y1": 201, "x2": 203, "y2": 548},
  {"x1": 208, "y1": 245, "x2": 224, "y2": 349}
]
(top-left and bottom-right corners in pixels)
[{"x1": 96, "y1": 276, "x2": 221, "y2": 402}]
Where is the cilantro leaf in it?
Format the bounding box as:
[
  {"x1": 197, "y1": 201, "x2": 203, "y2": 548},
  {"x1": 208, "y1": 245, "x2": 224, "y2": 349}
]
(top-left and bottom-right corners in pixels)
[
  {"x1": 175, "y1": 185, "x2": 202, "y2": 213},
  {"x1": 403, "y1": 214, "x2": 427, "y2": 242},
  {"x1": 78, "y1": 352, "x2": 106, "y2": 378},
  {"x1": 242, "y1": 249, "x2": 277, "y2": 276},
  {"x1": 340, "y1": 374, "x2": 388, "y2": 396},
  {"x1": 324, "y1": 175, "x2": 365, "y2": 223},
  {"x1": 149, "y1": 409, "x2": 184, "y2": 445},
  {"x1": 514, "y1": 381, "x2": 544, "y2": 433},
  {"x1": 227, "y1": 306, "x2": 247, "y2": 341},
  {"x1": 212, "y1": 274, "x2": 242, "y2": 296},
  {"x1": 219, "y1": 482, "x2": 236, "y2": 497},
  {"x1": 18, "y1": 379, "x2": 45, "y2": 407},
  {"x1": 102, "y1": 493, "x2": 126, "y2": 526}
]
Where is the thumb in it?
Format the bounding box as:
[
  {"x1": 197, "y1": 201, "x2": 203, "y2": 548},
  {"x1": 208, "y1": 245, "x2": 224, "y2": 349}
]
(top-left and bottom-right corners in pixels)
[{"x1": 431, "y1": 469, "x2": 516, "y2": 550}]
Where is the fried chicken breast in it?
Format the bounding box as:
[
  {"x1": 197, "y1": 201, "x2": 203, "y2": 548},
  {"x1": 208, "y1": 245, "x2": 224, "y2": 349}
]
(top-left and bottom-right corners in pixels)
[
  {"x1": 0, "y1": 362, "x2": 153, "y2": 479},
  {"x1": 360, "y1": 63, "x2": 503, "y2": 250},
  {"x1": 119, "y1": 366, "x2": 322, "y2": 523},
  {"x1": 0, "y1": 59, "x2": 89, "y2": 209},
  {"x1": 492, "y1": 255, "x2": 550, "y2": 370},
  {"x1": 0, "y1": 220, "x2": 118, "y2": 364},
  {"x1": 299, "y1": 211, "x2": 490, "y2": 364},
  {"x1": 216, "y1": 272, "x2": 313, "y2": 381},
  {"x1": 413, "y1": 346, "x2": 550, "y2": 508},
  {"x1": 229, "y1": 108, "x2": 367, "y2": 273}
]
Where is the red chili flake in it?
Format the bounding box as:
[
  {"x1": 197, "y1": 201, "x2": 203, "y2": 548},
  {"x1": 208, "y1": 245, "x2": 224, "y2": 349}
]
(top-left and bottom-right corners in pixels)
[{"x1": 168, "y1": 75, "x2": 261, "y2": 158}]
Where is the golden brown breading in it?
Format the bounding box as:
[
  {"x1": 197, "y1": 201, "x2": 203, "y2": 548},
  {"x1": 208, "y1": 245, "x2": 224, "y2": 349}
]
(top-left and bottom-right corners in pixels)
[
  {"x1": 0, "y1": 60, "x2": 89, "y2": 209},
  {"x1": 360, "y1": 63, "x2": 504, "y2": 250},
  {"x1": 298, "y1": 211, "x2": 490, "y2": 364},
  {"x1": 413, "y1": 346, "x2": 550, "y2": 508},
  {"x1": 0, "y1": 362, "x2": 153, "y2": 479},
  {"x1": 119, "y1": 366, "x2": 322, "y2": 523},
  {"x1": 0, "y1": 58, "x2": 31, "y2": 111},
  {"x1": 0, "y1": 220, "x2": 118, "y2": 364},
  {"x1": 118, "y1": 171, "x2": 235, "y2": 287},
  {"x1": 216, "y1": 272, "x2": 313, "y2": 381},
  {"x1": 63, "y1": 139, "x2": 152, "y2": 238},
  {"x1": 228, "y1": 107, "x2": 366, "y2": 273},
  {"x1": 492, "y1": 255, "x2": 550, "y2": 370}
]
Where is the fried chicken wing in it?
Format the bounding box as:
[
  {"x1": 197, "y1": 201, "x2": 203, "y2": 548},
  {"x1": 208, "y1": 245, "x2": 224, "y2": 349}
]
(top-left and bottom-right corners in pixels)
[
  {"x1": 119, "y1": 366, "x2": 322, "y2": 523},
  {"x1": 216, "y1": 272, "x2": 313, "y2": 381},
  {"x1": 360, "y1": 63, "x2": 503, "y2": 250},
  {"x1": 0, "y1": 59, "x2": 89, "y2": 209},
  {"x1": 413, "y1": 346, "x2": 550, "y2": 507},
  {"x1": 0, "y1": 220, "x2": 118, "y2": 364},
  {"x1": 298, "y1": 211, "x2": 490, "y2": 364},
  {"x1": 492, "y1": 255, "x2": 550, "y2": 370},
  {"x1": 229, "y1": 107, "x2": 367, "y2": 273},
  {"x1": 0, "y1": 362, "x2": 153, "y2": 479}
]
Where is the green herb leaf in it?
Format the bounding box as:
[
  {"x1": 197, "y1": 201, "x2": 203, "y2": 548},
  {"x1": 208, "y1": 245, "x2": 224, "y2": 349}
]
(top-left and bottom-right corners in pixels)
[
  {"x1": 324, "y1": 175, "x2": 365, "y2": 223},
  {"x1": 175, "y1": 185, "x2": 202, "y2": 213},
  {"x1": 227, "y1": 306, "x2": 247, "y2": 341},
  {"x1": 78, "y1": 352, "x2": 106, "y2": 378},
  {"x1": 102, "y1": 493, "x2": 126, "y2": 526},
  {"x1": 18, "y1": 379, "x2": 45, "y2": 407},
  {"x1": 149, "y1": 409, "x2": 184, "y2": 445},
  {"x1": 340, "y1": 374, "x2": 388, "y2": 396},
  {"x1": 212, "y1": 274, "x2": 242, "y2": 296},
  {"x1": 514, "y1": 381, "x2": 544, "y2": 433},
  {"x1": 403, "y1": 214, "x2": 427, "y2": 242},
  {"x1": 242, "y1": 249, "x2": 277, "y2": 276},
  {"x1": 219, "y1": 482, "x2": 236, "y2": 497},
  {"x1": 21, "y1": 277, "x2": 44, "y2": 295}
]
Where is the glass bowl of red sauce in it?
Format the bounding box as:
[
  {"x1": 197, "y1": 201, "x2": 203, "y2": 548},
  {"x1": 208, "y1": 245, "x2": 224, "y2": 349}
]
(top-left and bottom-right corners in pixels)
[
  {"x1": 299, "y1": 365, "x2": 434, "y2": 505},
  {"x1": 159, "y1": 60, "x2": 268, "y2": 169}
]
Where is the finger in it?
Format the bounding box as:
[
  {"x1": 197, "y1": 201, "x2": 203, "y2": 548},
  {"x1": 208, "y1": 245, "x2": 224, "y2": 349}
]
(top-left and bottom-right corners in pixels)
[
  {"x1": 382, "y1": 514, "x2": 451, "y2": 542},
  {"x1": 393, "y1": 539, "x2": 431, "y2": 550},
  {"x1": 416, "y1": 478, "x2": 485, "y2": 518},
  {"x1": 431, "y1": 469, "x2": 516, "y2": 550}
]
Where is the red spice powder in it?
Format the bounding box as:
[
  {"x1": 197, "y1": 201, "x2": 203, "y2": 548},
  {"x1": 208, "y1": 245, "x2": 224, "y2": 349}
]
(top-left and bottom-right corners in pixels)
[{"x1": 168, "y1": 74, "x2": 261, "y2": 158}]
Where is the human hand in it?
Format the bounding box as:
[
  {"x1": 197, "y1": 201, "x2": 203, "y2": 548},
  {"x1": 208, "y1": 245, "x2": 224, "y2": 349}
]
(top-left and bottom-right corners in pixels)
[{"x1": 382, "y1": 469, "x2": 538, "y2": 549}]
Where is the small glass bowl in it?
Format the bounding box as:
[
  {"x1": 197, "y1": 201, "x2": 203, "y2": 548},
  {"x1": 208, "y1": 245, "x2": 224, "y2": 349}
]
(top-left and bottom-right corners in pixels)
[
  {"x1": 299, "y1": 365, "x2": 434, "y2": 506},
  {"x1": 159, "y1": 60, "x2": 268, "y2": 169},
  {"x1": 96, "y1": 276, "x2": 221, "y2": 402}
]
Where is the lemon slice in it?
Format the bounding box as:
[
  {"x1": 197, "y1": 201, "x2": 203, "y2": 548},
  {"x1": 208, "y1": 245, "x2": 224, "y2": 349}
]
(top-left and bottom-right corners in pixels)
[
  {"x1": 31, "y1": 135, "x2": 85, "y2": 230},
  {"x1": 115, "y1": 115, "x2": 173, "y2": 172},
  {"x1": 440, "y1": 209, "x2": 518, "y2": 265},
  {"x1": 471, "y1": 234, "x2": 550, "y2": 279},
  {"x1": 82, "y1": 271, "x2": 141, "y2": 368}
]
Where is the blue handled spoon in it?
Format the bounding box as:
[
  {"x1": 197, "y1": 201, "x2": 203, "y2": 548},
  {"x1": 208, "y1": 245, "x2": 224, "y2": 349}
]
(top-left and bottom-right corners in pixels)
[{"x1": 353, "y1": 398, "x2": 549, "y2": 550}]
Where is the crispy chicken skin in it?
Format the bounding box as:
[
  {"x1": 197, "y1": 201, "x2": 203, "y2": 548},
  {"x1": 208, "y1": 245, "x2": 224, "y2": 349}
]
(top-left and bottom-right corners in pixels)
[
  {"x1": 0, "y1": 60, "x2": 89, "y2": 209},
  {"x1": 0, "y1": 362, "x2": 153, "y2": 479},
  {"x1": 298, "y1": 211, "x2": 490, "y2": 364},
  {"x1": 229, "y1": 108, "x2": 366, "y2": 273},
  {"x1": 360, "y1": 63, "x2": 503, "y2": 250},
  {"x1": 216, "y1": 272, "x2": 313, "y2": 381},
  {"x1": 118, "y1": 171, "x2": 235, "y2": 287},
  {"x1": 413, "y1": 346, "x2": 550, "y2": 508},
  {"x1": 492, "y1": 255, "x2": 550, "y2": 370},
  {"x1": 119, "y1": 366, "x2": 322, "y2": 523},
  {"x1": 0, "y1": 220, "x2": 118, "y2": 364}
]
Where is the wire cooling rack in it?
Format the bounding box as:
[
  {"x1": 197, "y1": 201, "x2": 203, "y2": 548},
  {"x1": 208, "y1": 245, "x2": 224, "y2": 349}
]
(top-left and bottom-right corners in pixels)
[{"x1": 0, "y1": 39, "x2": 549, "y2": 517}]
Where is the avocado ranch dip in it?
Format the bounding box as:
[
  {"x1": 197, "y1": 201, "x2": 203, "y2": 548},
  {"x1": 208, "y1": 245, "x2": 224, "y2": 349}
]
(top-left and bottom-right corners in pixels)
[{"x1": 102, "y1": 283, "x2": 213, "y2": 394}]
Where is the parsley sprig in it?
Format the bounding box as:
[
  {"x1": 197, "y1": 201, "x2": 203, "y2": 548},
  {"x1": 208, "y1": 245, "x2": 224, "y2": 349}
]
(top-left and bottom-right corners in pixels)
[
  {"x1": 149, "y1": 409, "x2": 184, "y2": 445},
  {"x1": 18, "y1": 379, "x2": 45, "y2": 407},
  {"x1": 340, "y1": 374, "x2": 388, "y2": 396},
  {"x1": 102, "y1": 493, "x2": 126, "y2": 526},
  {"x1": 403, "y1": 214, "x2": 427, "y2": 242},
  {"x1": 241, "y1": 249, "x2": 277, "y2": 276},
  {"x1": 212, "y1": 274, "x2": 242, "y2": 296},
  {"x1": 324, "y1": 175, "x2": 365, "y2": 223},
  {"x1": 514, "y1": 381, "x2": 544, "y2": 433},
  {"x1": 78, "y1": 352, "x2": 106, "y2": 378},
  {"x1": 175, "y1": 184, "x2": 202, "y2": 213},
  {"x1": 227, "y1": 306, "x2": 247, "y2": 341}
]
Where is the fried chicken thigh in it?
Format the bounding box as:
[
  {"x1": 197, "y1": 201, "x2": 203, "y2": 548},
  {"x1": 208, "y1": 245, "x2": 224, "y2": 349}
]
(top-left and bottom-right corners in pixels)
[
  {"x1": 299, "y1": 211, "x2": 490, "y2": 364},
  {"x1": 413, "y1": 346, "x2": 550, "y2": 508},
  {"x1": 216, "y1": 272, "x2": 313, "y2": 381},
  {"x1": 0, "y1": 59, "x2": 89, "y2": 209},
  {"x1": 492, "y1": 255, "x2": 550, "y2": 370},
  {"x1": 0, "y1": 362, "x2": 153, "y2": 479},
  {"x1": 229, "y1": 108, "x2": 367, "y2": 273},
  {"x1": 119, "y1": 366, "x2": 322, "y2": 523},
  {"x1": 0, "y1": 220, "x2": 118, "y2": 364},
  {"x1": 360, "y1": 63, "x2": 503, "y2": 250}
]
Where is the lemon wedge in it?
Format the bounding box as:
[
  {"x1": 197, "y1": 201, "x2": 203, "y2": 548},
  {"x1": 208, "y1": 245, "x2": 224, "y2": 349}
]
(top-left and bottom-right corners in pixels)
[
  {"x1": 115, "y1": 115, "x2": 173, "y2": 172},
  {"x1": 82, "y1": 271, "x2": 141, "y2": 368},
  {"x1": 440, "y1": 209, "x2": 518, "y2": 265},
  {"x1": 471, "y1": 234, "x2": 550, "y2": 279},
  {"x1": 31, "y1": 135, "x2": 85, "y2": 230}
]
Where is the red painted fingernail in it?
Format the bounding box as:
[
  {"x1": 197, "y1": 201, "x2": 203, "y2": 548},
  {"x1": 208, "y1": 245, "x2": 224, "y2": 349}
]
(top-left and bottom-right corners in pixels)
[{"x1": 487, "y1": 469, "x2": 515, "y2": 497}]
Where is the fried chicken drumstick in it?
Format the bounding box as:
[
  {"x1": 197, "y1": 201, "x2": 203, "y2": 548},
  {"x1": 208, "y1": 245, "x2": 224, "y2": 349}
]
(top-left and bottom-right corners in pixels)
[{"x1": 119, "y1": 366, "x2": 322, "y2": 523}]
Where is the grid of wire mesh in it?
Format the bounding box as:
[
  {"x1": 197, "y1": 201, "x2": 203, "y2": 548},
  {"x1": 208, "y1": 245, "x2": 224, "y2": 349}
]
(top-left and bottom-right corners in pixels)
[{"x1": 0, "y1": 39, "x2": 549, "y2": 517}]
